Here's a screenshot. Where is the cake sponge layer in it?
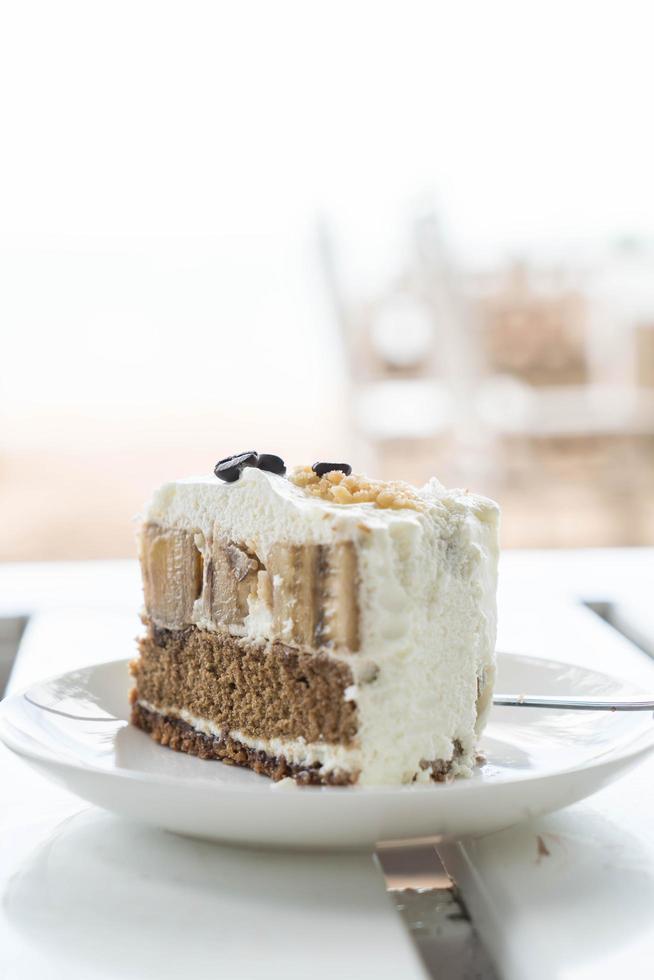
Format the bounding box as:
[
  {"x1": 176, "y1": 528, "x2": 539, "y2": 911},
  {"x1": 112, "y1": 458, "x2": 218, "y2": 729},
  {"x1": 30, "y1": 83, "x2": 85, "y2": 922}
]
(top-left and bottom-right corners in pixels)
[{"x1": 132, "y1": 623, "x2": 357, "y2": 744}]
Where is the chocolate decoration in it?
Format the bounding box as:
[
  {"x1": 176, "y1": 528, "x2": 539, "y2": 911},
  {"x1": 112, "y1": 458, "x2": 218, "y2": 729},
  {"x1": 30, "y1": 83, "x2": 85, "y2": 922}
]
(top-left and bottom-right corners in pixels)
[
  {"x1": 214, "y1": 452, "x2": 259, "y2": 483},
  {"x1": 312, "y1": 462, "x2": 352, "y2": 477},
  {"x1": 257, "y1": 453, "x2": 286, "y2": 476}
]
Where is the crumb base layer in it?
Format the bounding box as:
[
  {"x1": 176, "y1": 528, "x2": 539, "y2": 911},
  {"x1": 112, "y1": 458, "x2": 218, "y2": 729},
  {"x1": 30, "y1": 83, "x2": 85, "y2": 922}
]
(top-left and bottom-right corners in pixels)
[
  {"x1": 131, "y1": 701, "x2": 356, "y2": 785},
  {"x1": 131, "y1": 702, "x2": 463, "y2": 786}
]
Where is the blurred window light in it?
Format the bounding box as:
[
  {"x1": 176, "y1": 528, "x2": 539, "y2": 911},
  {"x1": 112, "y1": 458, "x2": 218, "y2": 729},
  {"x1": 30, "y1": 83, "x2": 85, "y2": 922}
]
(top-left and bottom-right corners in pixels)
[
  {"x1": 2, "y1": 2, "x2": 654, "y2": 555},
  {"x1": 477, "y1": 376, "x2": 534, "y2": 434},
  {"x1": 369, "y1": 297, "x2": 434, "y2": 369},
  {"x1": 355, "y1": 380, "x2": 452, "y2": 440}
]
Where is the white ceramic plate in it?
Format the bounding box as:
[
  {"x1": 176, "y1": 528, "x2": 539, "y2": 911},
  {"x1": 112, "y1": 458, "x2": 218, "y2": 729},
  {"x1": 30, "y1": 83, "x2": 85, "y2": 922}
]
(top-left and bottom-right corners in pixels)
[{"x1": 1, "y1": 653, "x2": 653, "y2": 849}]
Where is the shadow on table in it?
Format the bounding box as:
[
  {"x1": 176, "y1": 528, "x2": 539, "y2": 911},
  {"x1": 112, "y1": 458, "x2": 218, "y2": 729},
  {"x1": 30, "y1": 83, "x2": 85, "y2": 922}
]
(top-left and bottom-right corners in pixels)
[
  {"x1": 440, "y1": 806, "x2": 654, "y2": 976},
  {"x1": 3, "y1": 809, "x2": 391, "y2": 979}
]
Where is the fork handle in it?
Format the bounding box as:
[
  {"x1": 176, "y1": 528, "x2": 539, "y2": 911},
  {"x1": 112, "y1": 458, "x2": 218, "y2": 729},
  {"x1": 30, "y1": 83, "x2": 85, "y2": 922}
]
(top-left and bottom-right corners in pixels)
[{"x1": 493, "y1": 694, "x2": 654, "y2": 712}]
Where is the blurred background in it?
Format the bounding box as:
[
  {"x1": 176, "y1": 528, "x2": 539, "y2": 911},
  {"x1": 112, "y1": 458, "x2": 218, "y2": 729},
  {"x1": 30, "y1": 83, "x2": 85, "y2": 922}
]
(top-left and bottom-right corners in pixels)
[{"x1": 2, "y1": 0, "x2": 654, "y2": 559}]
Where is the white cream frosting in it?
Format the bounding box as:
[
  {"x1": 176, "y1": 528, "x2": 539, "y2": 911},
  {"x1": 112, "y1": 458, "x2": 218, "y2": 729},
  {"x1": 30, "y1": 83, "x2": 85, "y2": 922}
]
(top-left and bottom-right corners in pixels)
[
  {"x1": 144, "y1": 467, "x2": 500, "y2": 786},
  {"x1": 353, "y1": 487, "x2": 498, "y2": 783},
  {"x1": 146, "y1": 467, "x2": 427, "y2": 552}
]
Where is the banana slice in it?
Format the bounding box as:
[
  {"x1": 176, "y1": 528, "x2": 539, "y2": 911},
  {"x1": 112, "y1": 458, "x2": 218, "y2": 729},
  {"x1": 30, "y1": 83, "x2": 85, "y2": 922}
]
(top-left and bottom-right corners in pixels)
[
  {"x1": 140, "y1": 524, "x2": 203, "y2": 628},
  {"x1": 268, "y1": 542, "x2": 359, "y2": 651},
  {"x1": 209, "y1": 537, "x2": 261, "y2": 628}
]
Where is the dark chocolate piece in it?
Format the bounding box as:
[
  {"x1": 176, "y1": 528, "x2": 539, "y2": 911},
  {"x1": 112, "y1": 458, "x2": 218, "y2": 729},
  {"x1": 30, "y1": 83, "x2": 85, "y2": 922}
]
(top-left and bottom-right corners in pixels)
[
  {"x1": 312, "y1": 462, "x2": 352, "y2": 477},
  {"x1": 214, "y1": 452, "x2": 259, "y2": 483},
  {"x1": 257, "y1": 453, "x2": 286, "y2": 476}
]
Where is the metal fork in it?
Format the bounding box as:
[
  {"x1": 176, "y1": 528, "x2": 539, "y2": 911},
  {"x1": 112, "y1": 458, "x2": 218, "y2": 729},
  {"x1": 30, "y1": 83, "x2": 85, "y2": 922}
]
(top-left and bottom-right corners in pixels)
[{"x1": 493, "y1": 694, "x2": 654, "y2": 712}]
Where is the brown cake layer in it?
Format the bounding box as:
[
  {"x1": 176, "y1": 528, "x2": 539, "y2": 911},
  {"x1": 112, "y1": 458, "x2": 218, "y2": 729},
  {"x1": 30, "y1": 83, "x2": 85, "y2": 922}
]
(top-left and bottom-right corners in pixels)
[
  {"x1": 132, "y1": 623, "x2": 358, "y2": 744},
  {"x1": 131, "y1": 701, "x2": 355, "y2": 785}
]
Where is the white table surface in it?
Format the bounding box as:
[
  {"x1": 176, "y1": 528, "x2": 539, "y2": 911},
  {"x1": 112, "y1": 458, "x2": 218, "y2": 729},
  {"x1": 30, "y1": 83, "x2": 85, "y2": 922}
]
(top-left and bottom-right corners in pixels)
[{"x1": 1, "y1": 550, "x2": 654, "y2": 979}]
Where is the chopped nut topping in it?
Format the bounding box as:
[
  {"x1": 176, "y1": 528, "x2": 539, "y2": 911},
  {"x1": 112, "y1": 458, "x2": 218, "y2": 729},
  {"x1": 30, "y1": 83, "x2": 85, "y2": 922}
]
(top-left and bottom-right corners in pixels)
[{"x1": 289, "y1": 466, "x2": 423, "y2": 511}]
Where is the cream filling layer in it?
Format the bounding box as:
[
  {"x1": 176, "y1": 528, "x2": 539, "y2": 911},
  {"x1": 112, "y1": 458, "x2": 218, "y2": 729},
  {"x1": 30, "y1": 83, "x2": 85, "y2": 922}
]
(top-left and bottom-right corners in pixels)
[
  {"x1": 136, "y1": 698, "x2": 472, "y2": 783},
  {"x1": 136, "y1": 698, "x2": 361, "y2": 775}
]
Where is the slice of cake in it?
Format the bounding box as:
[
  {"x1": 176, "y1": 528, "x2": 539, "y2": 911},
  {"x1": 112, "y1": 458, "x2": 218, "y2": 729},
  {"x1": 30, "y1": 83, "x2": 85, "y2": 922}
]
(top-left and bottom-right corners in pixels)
[{"x1": 130, "y1": 455, "x2": 500, "y2": 786}]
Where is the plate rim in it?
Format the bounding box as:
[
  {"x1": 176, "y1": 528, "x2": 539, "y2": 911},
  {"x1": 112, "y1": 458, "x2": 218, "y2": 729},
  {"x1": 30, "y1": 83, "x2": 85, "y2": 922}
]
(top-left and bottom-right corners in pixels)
[{"x1": 1, "y1": 652, "x2": 654, "y2": 798}]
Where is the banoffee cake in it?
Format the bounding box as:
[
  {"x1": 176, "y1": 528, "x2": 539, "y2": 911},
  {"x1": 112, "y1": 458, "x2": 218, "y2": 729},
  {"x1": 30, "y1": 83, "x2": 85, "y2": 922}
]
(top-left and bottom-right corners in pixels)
[{"x1": 130, "y1": 454, "x2": 500, "y2": 786}]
